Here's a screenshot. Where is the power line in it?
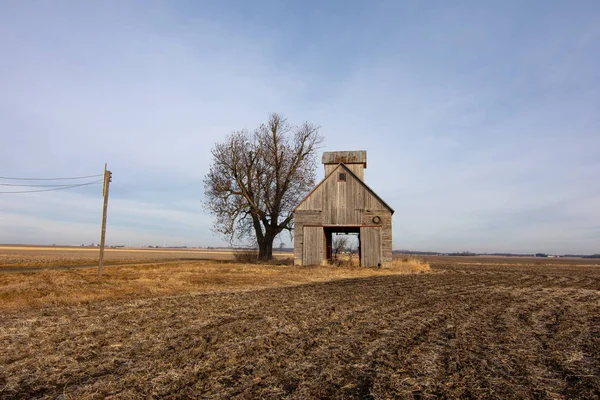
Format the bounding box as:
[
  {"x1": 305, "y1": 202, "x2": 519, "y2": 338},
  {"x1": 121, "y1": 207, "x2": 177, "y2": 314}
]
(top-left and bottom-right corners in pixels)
[
  {"x1": 0, "y1": 180, "x2": 103, "y2": 194},
  {"x1": 0, "y1": 183, "x2": 94, "y2": 187},
  {"x1": 0, "y1": 174, "x2": 104, "y2": 181}
]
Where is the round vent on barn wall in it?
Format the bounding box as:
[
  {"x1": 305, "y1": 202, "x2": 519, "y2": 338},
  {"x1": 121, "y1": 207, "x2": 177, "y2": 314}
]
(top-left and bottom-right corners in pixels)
[{"x1": 372, "y1": 216, "x2": 382, "y2": 224}]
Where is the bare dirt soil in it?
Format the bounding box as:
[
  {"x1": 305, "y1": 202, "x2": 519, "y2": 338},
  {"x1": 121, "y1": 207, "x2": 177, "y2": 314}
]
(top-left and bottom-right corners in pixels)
[{"x1": 1, "y1": 257, "x2": 599, "y2": 399}]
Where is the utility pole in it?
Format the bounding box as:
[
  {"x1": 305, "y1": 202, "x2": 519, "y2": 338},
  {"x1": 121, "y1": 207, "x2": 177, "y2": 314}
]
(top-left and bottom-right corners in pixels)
[{"x1": 98, "y1": 163, "x2": 112, "y2": 280}]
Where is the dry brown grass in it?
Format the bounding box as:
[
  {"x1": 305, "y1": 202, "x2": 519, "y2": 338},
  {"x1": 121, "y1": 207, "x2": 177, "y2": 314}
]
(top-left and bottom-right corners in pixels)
[
  {"x1": 331, "y1": 253, "x2": 359, "y2": 267},
  {"x1": 328, "y1": 254, "x2": 431, "y2": 272},
  {"x1": 0, "y1": 246, "x2": 431, "y2": 311},
  {"x1": 0, "y1": 260, "x2": 425, "y2": 311},
  {"x1": 0, "y1": 245, "x2": 290, "y2": 268},
  {"x1": 390, "y1": 255, "x2": 431, "y2": 273}
]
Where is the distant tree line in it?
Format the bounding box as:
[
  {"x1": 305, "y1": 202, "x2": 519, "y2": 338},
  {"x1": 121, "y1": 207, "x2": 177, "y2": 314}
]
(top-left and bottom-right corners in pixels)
[
  {"x1": 393, "y1": 250, "x2": 441, "y2": 255},
  {"x1": 448, "y1": 251, "x2": 477, "y2": 257},
  {"x1": 393, "y1": 250, "x2": 600, "y2": 258}
]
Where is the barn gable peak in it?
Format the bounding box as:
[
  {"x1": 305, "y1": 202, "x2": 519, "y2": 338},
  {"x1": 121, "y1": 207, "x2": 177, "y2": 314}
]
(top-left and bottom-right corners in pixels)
[{"x1": 294, "y1": 163, "x2": 394, "y2": 214}]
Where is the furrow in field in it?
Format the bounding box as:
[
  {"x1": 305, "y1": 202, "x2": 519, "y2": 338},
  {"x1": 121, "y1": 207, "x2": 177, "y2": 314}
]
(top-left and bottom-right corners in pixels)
[{"x1": 1, "y1": 264, "x2": 599, "y2": 399}]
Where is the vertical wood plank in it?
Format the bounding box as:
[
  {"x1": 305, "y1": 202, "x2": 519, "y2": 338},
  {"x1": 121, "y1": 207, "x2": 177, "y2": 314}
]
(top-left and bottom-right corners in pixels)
[
  {"x1": 360, "y1": 227, "x2": 381, "y2": 267},
  {"x1": 303, "y1": 226, "x2": 324, "y2": 265}
]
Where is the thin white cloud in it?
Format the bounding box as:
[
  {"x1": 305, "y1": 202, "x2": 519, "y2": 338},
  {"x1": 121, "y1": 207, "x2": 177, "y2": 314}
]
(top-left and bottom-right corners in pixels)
[{"x1": 1, "y1": 2, "x2": 598, "y2": 254}]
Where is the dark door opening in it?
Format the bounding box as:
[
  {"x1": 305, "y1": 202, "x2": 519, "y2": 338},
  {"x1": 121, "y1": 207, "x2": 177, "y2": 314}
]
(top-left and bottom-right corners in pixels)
[{"x1": 324, "y1": 227, "x2": 360, "y2": 266}]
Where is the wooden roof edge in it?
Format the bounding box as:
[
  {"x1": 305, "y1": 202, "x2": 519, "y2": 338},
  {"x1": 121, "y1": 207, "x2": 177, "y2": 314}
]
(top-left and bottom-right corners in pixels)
[
  {"x1": 322, "y1": 151, "x2": 367, "y2": 168},
  {"x1": 339, "y1": 164, "x2": 395, "y2": 214},
  {"x1": 293, "y1": 163, "x2": 395, "y2": 214},
  {"x1": 292, "y1": 164, "x2": 342, "y2": 212}
]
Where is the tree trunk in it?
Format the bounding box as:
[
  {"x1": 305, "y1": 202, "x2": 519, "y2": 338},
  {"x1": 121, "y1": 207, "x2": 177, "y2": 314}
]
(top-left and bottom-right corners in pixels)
[{"x1": 258, "y1": 231, "x2": 276, "y2": 260}]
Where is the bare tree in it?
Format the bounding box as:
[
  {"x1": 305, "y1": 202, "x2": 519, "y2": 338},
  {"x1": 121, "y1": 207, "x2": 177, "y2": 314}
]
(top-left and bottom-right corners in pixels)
[
  {"x1": 333, "y1": 235, "x2": 349, "y2": 259},
  {"x1": 204, "y1": 113, "x2": 323, "y2": 260}
]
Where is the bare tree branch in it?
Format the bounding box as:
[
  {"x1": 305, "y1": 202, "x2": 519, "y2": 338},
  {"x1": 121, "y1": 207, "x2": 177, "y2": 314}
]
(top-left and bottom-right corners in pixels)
[{"x1": 203, "y1": 113, "x2": 323, "y2": 260}]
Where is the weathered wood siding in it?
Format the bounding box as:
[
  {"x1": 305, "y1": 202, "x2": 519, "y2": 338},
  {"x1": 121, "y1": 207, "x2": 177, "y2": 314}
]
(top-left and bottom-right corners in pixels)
[
  {"x1": 360, "y1": 227, "x2": 381, "y2": 267},
  {"x1": 294, "y1": 210, "x2": 322, "y2": 265},
  {"x1": 361, "y1": 211, "x2": 393, "y2": 266},
  {"x1": 302, "y1": 226, "x2": 324, "y2": 265},
  {"x1": 324, "y1": 163, "x2": 364, "y2": 181},
  {"x1": 294, "y1": 162, "x2": 393, "y2": 267},
  {"x1": 296, "y1": 165, "x2": 388, "y2": 223},
  {"x1": 322, "y1": 151, "x2": 366, "y2": 166}
]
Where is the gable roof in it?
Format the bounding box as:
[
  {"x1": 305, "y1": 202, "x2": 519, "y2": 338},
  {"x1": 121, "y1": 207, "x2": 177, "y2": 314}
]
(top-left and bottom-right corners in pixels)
[{"x1": 293, "y1": 163, "x2": 395, "y2": 214}]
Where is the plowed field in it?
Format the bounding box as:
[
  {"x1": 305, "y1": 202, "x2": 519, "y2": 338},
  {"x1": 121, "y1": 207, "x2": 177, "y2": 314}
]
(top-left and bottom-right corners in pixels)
[{"x1": 1, "y1": 258, "x2": 599, "y2": 399}]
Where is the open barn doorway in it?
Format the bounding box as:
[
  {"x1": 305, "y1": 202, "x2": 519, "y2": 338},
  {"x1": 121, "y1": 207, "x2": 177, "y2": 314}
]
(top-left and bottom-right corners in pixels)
[{"x1": 324, "y1": 227, "x2": 360, "y2": 266}]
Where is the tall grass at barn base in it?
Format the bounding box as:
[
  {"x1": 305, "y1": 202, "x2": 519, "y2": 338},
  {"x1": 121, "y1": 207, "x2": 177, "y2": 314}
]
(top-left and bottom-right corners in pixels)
[{"x1": 390, "y1": 256, "x2": 431, "y2": 273}]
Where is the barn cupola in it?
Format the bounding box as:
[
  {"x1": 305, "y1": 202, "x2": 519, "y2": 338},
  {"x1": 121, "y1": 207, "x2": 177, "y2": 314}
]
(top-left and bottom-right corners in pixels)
[{"x1": 322, "y1": 150, "x2": 367, "y2": 182}]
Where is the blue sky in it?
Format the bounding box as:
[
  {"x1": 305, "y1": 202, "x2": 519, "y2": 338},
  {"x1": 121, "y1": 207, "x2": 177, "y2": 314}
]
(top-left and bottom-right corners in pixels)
[{"x1": 1, "y1": 1, "x2": 598, "y2": 254}]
